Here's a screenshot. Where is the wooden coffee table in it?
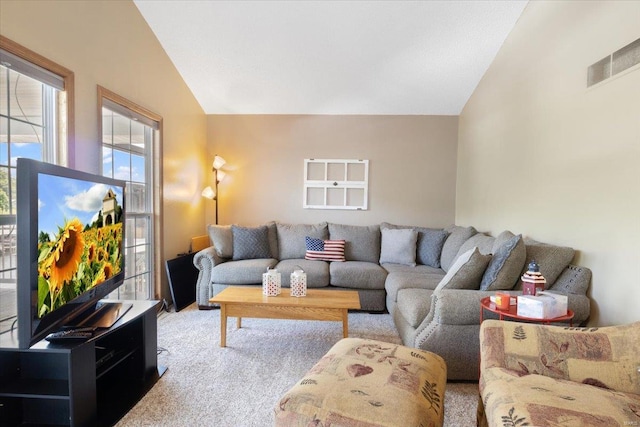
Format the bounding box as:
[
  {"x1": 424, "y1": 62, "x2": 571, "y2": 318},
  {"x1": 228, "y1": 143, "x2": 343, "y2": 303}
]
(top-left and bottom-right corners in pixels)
[{"x1": 209, "y1": 287, "x2": 361, "y2": 347}]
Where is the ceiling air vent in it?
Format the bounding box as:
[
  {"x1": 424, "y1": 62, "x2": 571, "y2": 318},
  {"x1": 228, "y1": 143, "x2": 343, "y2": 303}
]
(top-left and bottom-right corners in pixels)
[{"x1": 588, "y1": 37, "x2": 640, "y2": 87}]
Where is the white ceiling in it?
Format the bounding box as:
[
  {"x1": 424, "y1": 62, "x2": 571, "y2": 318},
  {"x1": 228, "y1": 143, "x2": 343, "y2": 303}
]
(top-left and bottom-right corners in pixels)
[{"x1": 134, "y1": 0, "x2": 528, "y2": 115}]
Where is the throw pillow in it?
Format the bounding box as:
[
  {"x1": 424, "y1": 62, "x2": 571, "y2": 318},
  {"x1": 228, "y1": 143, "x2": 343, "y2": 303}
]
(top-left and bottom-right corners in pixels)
[
  {"x1": 207, "y1": 224, "x2": 233, "y2": 258},
  {"x1": 231, "y1": 225, "x2": 272, "y2": 260},
  {"x1": 435, "y1": 247, "x2": 492, "y2": 291},
  {"x1": 304, "y1": 237, "x2": 346, "y2": 262},
  {"x1": 480, "y1": 234, "x2": 526, "y2": 291},
  {"x1": 379, "y1": 228, "x2": 418, "y2": 266},
  {"x1": 380, "y1": 222, "x2": 448, "y2": 268}
]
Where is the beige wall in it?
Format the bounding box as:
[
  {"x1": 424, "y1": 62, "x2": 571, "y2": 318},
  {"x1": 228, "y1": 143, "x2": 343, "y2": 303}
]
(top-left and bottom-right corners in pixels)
[
  {"x1": 0, "y1": 0, "x2": 209, "y2": 299},
  {"x1": 458, "y1": 1, "x2": 640, "y2": 325},
  {"x1": 207, "y1": 115, "x2": 458, "y2": 228}
]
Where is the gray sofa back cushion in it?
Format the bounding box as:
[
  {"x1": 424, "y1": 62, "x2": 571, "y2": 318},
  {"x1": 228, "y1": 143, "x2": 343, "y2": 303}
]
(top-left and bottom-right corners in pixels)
[
  {"x1": 441, "y1": 225, "x2": 477, "y2": 272},
  {"x1": 455, "y1": 233, "x2": 495, "y2": 258},
  {"x1": 207, "y1": 224, "x2": 233, "y2": 259},
  {"x1": 521, "y1": 237, "x2": 575, "y2": 285},
  {"x1": 381, "y1": 222, "x2": 448, "y2": 268},
  {"x1": 328, "y1": 223, "x2": 380, "y2": 263},
  {"x1": 277, "y1": 222, "x2": 328, "y2": 260}
]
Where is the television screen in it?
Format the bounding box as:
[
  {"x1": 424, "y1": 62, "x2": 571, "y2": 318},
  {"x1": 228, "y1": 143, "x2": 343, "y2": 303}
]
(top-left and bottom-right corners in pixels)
[{"x1": 17, "y1": 158, "x2": 127, "y2": 348}]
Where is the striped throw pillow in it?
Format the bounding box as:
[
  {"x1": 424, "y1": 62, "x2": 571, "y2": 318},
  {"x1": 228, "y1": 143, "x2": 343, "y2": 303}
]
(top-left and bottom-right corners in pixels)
[{"x1": 304, "y1": 237, "x2": 346, "y2": 262}]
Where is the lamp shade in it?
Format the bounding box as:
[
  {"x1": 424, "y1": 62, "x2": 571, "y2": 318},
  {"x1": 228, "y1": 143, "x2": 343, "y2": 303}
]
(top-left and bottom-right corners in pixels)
[
  {"x1": 201, "y1": 186, "x2": 216, "y2": 200},
  {"x1": 216, "y1": 170, "x2": 227, "y2": 183},
  {"x1": 212, "y1": 155, "x2": 226, "y2": 170}
]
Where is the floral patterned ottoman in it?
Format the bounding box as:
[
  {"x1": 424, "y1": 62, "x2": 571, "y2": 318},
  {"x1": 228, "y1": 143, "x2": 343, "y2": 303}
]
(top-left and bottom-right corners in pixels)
[{"x1": 274, "y1": 337, "x2": 447, "y2": 427}]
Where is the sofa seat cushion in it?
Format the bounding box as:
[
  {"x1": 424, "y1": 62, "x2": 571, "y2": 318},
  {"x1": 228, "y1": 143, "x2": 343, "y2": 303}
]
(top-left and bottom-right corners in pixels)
[
  {"x1": 211, "y1": 258, "x2": 278, "y2": 284},
  {"x1": 274, "y1": 259, "x2": 330, "y2": 288},
  {"x1": 384, "y1": 270, "x2": 445, "y2": 301},
  {"x1": 396, "y1": 288, "x2": 433, "y2": 328},
  {"x1": 481, "y1": 368, "x2": 640, "y2": 427},
  {"x1": 329, "y1": 261, "x2": 387, "y2": 290}
]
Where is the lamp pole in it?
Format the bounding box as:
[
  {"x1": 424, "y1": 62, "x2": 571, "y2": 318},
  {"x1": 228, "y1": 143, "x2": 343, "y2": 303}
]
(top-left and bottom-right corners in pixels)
[{"x1": 214, "y1": 168, "x2": 219, "y2": 225}]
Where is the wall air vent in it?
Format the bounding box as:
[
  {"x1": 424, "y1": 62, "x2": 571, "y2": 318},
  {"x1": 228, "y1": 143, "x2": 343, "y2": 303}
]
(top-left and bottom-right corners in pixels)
[{"x1": 588, "y1": 37, "x2": 640, "y2": 87}]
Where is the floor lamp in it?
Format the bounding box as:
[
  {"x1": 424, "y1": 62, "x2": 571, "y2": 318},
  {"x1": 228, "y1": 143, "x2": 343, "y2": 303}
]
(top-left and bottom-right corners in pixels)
[{"x1": 201, "y1": 155, "x2": 226, "y2": 224}]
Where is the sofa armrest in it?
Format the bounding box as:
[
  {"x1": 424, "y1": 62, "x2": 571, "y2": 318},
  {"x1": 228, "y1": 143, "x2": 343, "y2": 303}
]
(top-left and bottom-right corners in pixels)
[
  {"x1": 480, "y1": 320, "x2": 640, "y2": 394},
  {"x1": 431, "y1": 289, "x2": 497, "y2": 325},
  {"x1": 549, "y1": 264, "x2": 592, "y2": 295},
  {"x1": 193, "y1": 246, "x2": 226, "y2": 308}
]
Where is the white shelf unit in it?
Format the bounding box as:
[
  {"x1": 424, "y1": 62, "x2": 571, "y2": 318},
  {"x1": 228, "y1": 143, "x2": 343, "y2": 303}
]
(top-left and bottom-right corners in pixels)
[{"x1": 303, "y1": 159, "x2": 369, "y2": 210}]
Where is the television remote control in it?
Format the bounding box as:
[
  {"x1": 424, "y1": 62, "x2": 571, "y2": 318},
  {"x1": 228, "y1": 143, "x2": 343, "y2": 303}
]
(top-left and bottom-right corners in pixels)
[{"x1": 45, "y1": 328, "x2": 95, "y2": 343}]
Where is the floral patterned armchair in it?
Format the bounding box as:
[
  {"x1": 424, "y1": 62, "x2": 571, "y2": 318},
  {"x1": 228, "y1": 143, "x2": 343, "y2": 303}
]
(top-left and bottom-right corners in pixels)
[{"x1": 478, "y1": 319, "x2": 640, "y2": 426}]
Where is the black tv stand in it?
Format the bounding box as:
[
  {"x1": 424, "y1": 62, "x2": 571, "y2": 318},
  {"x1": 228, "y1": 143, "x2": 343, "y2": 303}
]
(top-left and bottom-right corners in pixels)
[
  {"x1": 0, "y1": 300, "x2": 165, "y2": 426},
  {"x1": 72, "y1": 301, "x2": 133, "y2": 329}
]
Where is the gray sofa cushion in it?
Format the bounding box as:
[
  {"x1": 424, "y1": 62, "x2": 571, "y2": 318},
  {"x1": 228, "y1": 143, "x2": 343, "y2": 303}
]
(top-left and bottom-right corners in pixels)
[
  {"x1": 384, "y1": 271, "x2": 445, "y2": 304},
  {"x1": 435, "y1": 247, "x2": 491, "y2": 291},
  {"x1": 207, "y1": 224, "x2": 233, "y2": 258},
  {"x1": 480, "y1": 234, "x2": 526, "y2": 291},
  {"x1": 522, "y1": 238, "x2": 575, "y2": 285},
  {"x1": 274, "y1": 259, "x2": 330, "y2": 288},
  {"x1": 492, "y1": 230, "x2": 516, "y2": 253},
  {"x1": 266, "y1": 221, "x2": 279, "y2": 259},
  {"x1": 379, "y1": 228, "x2": 418, "y2": 266},
  {"x1": 380, "y1": 222, "x2": 448, "y2": 268},
  {"x1": 329, "y1": 261, "x2": 387, "y2": 290},
  {"x1": 212, "y1": 258, "x2": 278, "y2": 284},
  {"x1": 456, "y1": 232, "x2": 495, "y2": 257},
  {"x1": 231, "y1": 225, "x2": 271, "y2": 260},
  {"x1": 397, "y1": 288, "x2": 434, "y2": 328},
  {"x1": 441, "y1": 225, "x2": 477, "y2": 272},
  {"x1": 277, "y1": 222, "x2": 328, "y2": 260},
  {"x1": 328, "y1": 223, "x2": 380, "y2": 263}
]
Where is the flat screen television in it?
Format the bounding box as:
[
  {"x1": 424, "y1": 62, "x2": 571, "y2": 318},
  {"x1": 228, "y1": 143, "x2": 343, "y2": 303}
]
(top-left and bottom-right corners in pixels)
[{"x1": 17, "y1": 158, "x2": 128, "y2": 348}]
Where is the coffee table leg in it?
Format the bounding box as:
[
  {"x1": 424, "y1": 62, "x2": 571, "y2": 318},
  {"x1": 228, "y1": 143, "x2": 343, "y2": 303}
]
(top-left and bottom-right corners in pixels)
[
  {"x1": 342, "y1": 309, "x2": 349, "y2": 338},
  {"x1": 220, "y1": 303, "x2": 227, "y2": 347},
  {"x1": 237, "y1": 317, "x2": 242, "y2": 329}
]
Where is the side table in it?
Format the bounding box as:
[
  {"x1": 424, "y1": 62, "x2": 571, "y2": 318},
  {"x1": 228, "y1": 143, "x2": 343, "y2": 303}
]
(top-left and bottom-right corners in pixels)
[
  {"x1": 480, "y1": 296, "x2": 574, "y2": 326},
  {"x1": 165, "y1": 252, "x2": 198, "y2": 311}
]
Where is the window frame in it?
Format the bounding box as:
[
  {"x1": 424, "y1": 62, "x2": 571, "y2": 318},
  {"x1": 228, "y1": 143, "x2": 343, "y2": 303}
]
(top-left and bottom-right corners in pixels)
[
  {"x1": 97, "y1": 86, "x2": 163, "y2": 300},
  {"x1": 0, "y1": 36, "x2": 74, "y2": 167}
]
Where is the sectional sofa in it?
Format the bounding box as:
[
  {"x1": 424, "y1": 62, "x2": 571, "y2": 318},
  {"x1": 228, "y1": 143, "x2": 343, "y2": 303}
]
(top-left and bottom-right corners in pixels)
[{"x1": 193, "y1": 221, "x2": 591, "y2": 380}]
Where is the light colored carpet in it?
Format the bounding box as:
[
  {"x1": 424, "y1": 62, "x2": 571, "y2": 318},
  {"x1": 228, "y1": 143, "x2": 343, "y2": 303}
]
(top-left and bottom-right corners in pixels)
[{"x1": 116, "y1": 304, "x2": 478, "y2": 426}]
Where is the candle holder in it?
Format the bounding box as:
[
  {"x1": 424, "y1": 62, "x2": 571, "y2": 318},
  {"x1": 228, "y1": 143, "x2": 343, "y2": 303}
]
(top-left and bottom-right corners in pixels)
[
  {"x1": 290, "y1": 268, "x2": 307, "y2": 297},
  {"x1": 262, "y1": 268, "x2": 281, "y2": 296}
]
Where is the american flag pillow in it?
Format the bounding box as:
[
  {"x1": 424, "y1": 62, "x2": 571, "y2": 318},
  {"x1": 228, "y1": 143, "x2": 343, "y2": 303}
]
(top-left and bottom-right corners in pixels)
[{"x1": 304, "y1": 237, "x2": 346, "y2": 262}]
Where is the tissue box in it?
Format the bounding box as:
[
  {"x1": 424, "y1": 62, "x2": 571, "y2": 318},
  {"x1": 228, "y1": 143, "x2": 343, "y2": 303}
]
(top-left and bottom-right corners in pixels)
[{"x1": 517, "y1": 292, "x2": 568, "y2": 319}]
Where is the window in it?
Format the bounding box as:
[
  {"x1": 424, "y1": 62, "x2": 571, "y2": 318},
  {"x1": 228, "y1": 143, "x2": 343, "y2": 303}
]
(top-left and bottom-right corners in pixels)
[
  {"x1": 99, "y1": 87, "x2": 161, "y2": 301},
  {"x1": 0, "y1": 36, "x2": 73, "y2": 336}
]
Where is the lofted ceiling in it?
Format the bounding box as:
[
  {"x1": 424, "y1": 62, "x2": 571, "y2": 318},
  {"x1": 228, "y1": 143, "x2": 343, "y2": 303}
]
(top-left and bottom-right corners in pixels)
[{"x1": 134, "y1": 0, "x2": 528, "y2": 115}]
